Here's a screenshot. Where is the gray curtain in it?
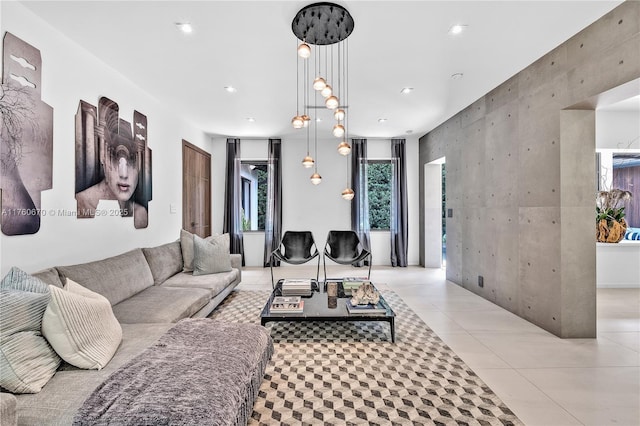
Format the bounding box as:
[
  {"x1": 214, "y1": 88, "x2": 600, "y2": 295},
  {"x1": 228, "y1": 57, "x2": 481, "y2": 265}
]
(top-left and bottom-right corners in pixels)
[
  {"x1": 351, "y1": 138, "x2": 371, "y2": 266},
  {"x1": 223, "y1": 138, "x2": 245, "y2": 266},
  {"x1": 263, "y1": 139, "x2": 282, "y2": 267},
  {"x1": 390, "y1": 138, "x2": 408, "y2": 267}
]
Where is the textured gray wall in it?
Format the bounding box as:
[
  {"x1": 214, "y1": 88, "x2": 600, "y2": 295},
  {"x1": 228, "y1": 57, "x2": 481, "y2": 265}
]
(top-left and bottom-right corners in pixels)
[{"x1": 419, "y1": 2, "x2": 639, "y2": 338}]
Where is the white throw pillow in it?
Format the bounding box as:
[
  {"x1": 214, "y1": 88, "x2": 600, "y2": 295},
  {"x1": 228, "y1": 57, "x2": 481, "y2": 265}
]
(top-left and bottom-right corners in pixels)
[{"x1": 42, "y1": 279, "x2": 123, "y2": 370}]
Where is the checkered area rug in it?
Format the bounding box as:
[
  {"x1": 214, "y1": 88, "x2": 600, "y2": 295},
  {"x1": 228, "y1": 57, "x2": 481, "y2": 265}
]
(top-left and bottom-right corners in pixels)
[{"x1": 209, "y1": 290, "x2": 522, "y2": 426}]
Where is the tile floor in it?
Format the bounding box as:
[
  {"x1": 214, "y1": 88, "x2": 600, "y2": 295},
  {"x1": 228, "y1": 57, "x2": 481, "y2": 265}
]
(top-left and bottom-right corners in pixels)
[{"x1": 238, "y1": 265, "x2": 640, "y2": 426}]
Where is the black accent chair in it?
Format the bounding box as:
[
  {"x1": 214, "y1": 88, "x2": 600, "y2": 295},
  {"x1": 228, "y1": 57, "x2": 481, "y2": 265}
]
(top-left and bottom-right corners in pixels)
[
  {"x1": 323, "y1": 230, "x2": 372, "y2": 280},
  {"x1": 270, "y1": 231, "x2": 320, "y2": 287}
]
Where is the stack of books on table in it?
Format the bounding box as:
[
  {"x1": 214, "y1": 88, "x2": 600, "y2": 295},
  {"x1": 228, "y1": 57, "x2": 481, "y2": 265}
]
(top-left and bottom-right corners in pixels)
[
  {"x1": 345, "y1": 299, "x2": 386, "y2": 314},
  {"x1": 270, "y1": 296, "x2": 304, "y2": 313},
  {"x1": 281, "y1": 278, "x2": 312, "y2": 296},
  {"x1": 342, "y1": 277, "x2": 370, "y2": 295}
]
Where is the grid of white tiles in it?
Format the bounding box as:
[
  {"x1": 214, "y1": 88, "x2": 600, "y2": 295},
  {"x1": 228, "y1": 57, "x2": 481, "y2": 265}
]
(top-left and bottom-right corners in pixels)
[{"x1": 240, "y1": 265, "x2": 640, "y2": 426}]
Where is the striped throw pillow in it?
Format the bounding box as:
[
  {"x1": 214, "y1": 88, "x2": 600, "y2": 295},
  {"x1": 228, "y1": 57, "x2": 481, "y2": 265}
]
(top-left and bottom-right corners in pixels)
[
  {"x1": 0, "y1": 267, "x2": 61, "y2": 393},
  {"x1": 42, "y1": 279, "x2": 122, "y2": 370}
]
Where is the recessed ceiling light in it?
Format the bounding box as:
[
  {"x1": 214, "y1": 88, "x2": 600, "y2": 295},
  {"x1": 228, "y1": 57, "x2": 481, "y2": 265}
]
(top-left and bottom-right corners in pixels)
[
  {"x1": 400, "y1": 87, "x2": 414, "y2": 94},
  {"x1": 378, "y1": 118, "x2": 387, "y2": 123},
  {"x1": 175, "y1": 22, "x2": 193, "y2": 34},
  {"x1": 451, "y1": 73, "x2": 464, "y2": 80},
  {"x1": 448, "y1": 24, "x2": 467, "y2": 35},
  {"x1": 406, "y1": 130, "x2": 413, "y2": 134},
  {"x1": 246, "y1": 117, "x2": 255, "y2": 122},
  {"x1": 224, "y1": 86, "x2": 237, "y2": 93}
]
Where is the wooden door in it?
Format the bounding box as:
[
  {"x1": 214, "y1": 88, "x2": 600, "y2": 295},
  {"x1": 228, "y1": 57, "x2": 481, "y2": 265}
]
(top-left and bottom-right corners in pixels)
[{"x1": 182, "y1": 140, "x2": 211, "y2": 238}]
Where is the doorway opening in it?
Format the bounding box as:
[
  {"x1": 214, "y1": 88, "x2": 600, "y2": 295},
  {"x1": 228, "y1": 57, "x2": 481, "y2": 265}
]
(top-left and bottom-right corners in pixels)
[
  {"x1": 442, "y1": 163, "x2": 447, "y2": 266},
  {"x1": 424, "y1": 156, "x2": 445, "y2": 268}
]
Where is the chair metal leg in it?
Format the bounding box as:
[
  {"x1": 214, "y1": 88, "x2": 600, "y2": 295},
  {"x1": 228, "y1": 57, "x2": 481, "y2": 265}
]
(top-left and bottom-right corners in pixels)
[
  {"x1": 270, "y1": 255, "x2": 275, "y2": 288},
  {"x1": 367, "y1": 254, "x2": 372, "y2": 279},
  {"x1": 323, "y1": 256, "x2": 327, "y2": 284},
  {"x1": 316, "y1": 256, "x2": 320, "y2": 283}
]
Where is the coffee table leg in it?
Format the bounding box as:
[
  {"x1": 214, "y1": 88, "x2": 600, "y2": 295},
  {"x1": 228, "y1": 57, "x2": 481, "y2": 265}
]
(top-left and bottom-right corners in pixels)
[{"x1": 390, "y1": 317, "x2": 395, "y2": 343}]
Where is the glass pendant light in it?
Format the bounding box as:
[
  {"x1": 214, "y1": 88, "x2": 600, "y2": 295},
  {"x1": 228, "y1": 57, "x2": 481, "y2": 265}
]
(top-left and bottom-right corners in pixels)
[
  {"x1": 321, "y1": 84, "x2": 333, "y2": 98},
  {"x1": 334, "y1": 109, "x2": 345, "y2": 121},
  {"x1": 297, "y1": 42, "x2": 311, "y2": 58},
  {"x1": 332, "y1": 124, "x2": 345, "y2": 138},
  {"x1": 337, "y1": 141, "x2": 351, "y2": 156},
  {"x1": 302, "y1": 156, "x2": 314, "y2": 168},
  {"x1": 325, "y1": 95, "x2": 339, "y2": 109},
  {"x1": 302, "y1": 114, "x2": 311, "y2": 127},
  {"x1": 291, "y1": 115, "x2": 304, "y2": 129},
  {"x1": 313, "y1": 77, "x2": 326, "y2": 91},
  {"x1": 341, "y1": 188, "x2": 355, "y2": 200},
  {"x1": 310, "y1": 172, "x2": 322, "y2": 185}
]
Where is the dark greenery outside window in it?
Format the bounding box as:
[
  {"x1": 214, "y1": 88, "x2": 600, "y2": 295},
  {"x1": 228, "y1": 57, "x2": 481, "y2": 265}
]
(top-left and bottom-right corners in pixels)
[
  {"x1": 367, "y1": 160, "x2": 392, "y2": 230},
  {"x1": 240, "y1": 162, "x2": 267, "y2": 231}
]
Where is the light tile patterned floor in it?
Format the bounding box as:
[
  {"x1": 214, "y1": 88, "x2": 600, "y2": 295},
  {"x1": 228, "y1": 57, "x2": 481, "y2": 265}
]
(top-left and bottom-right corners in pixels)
[{"x1": 238, "y1": 265, "x2": 640, "y2": 426}]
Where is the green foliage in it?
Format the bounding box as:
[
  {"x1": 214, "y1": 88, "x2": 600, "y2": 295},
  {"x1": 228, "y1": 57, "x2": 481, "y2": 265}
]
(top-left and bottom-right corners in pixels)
[
  {"x1": 255, "y1": 165, "x2": 268, "y2": 231},
  {"x1": 368, "y1": 162, "x2": 392, "y2": 230},
  {"x1": 241, "y1": 208, "x2": 250, "y2": 231},
  {"x1": 596, "y1": 206, "x2": 625, "y2": 223},
  {"x1": 596, "y1": 189, "x2": 632, "y2": 225}
]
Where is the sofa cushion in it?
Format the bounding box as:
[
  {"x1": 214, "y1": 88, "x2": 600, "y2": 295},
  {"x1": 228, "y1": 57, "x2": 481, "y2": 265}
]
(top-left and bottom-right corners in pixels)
[
  {"x1": 57, "y1": 249, "x2": 154, "y2": 306},
  {"x1": 42, "y1": 279, "x2": 123, "y2": 370},
  {"x1": 193, "y1": 234, "x2": 232, "y2": 276},
  {"x1": 180, "y1": 229, "x2": 195, "y2": 272},
  {"x1": 0, "y1": 268, "x2": 60, "y2": 394},
  {"x1": 30, "y1": 267, "x2": 64, "y2": 288},
  {"x1": 142, "y1": 241, "x2": 184, "y2": 285},
  {"x1": 111, "y1": 286, "x2": 210, "y2": 324},
  {"x1": 161, "y1": 269, "x2": 239, "y2": 296},
  {"x1": 0, "y1": 393, "x2": 17, "y2": 426}
]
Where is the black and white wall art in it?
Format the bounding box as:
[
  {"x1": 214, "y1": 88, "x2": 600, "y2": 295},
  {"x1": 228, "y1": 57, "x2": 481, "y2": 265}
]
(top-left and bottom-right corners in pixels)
[
  {"x1": 0, "y1": 32, "x2": 54, "y2": 236},
  {"x1": 75, "y1": 97, "x2": 152, "y2": 229}
]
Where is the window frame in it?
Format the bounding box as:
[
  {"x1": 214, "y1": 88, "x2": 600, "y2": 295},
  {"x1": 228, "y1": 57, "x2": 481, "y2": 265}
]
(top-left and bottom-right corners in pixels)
[{"x1": 240, "y1": 160, "x2": 268, "y2": 232}]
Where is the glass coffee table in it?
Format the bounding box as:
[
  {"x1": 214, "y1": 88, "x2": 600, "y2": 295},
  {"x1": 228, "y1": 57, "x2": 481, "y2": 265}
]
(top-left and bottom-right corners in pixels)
[{"x1": 260, "y1": 279, "x2": 396, "y2": 342}]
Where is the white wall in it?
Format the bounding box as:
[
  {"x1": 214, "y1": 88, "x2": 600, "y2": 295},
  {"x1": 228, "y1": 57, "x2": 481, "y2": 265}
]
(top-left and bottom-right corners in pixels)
[
  {"x1": 596, "y1": 111, "x2": 640, "y2": 150},
  {"x1": 211, "y1": 136, "x2": 420, "y2": 268},
  {"x1": 0, "y1": 3, "x2": 210, "y2": 275}
]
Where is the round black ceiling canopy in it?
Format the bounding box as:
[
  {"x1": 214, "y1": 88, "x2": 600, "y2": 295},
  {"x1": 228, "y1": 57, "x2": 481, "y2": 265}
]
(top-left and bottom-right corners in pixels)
[{"x1": 292, "y1": 2, "x2": 354, "y2": 45}]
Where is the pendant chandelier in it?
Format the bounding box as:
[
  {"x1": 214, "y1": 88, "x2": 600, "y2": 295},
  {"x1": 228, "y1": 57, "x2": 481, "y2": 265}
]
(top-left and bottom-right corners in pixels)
[{"x1": 291, "y1": 2, "x2": 354, "y2": 198}]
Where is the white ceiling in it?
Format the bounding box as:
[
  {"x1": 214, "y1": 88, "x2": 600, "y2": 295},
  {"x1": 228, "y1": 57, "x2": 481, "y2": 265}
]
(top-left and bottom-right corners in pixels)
[{"x1": 20, "y1": 0, "x2": 623, "y2": 139}]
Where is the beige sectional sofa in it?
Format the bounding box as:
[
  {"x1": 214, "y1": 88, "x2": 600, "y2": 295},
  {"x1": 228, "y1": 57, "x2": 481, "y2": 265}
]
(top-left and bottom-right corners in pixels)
[
  {"x1": 0, "y1": 239, "x2": 273, "y2": 425},
  {"x1": 50, "y1": 241, "x2": 243, "y2": 323}
]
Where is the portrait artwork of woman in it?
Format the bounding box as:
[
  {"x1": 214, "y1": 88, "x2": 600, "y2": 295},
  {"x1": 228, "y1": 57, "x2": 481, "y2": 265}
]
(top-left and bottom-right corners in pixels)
[{"x1": 75, "y1": 97, "x2": 152, "y2": 229}]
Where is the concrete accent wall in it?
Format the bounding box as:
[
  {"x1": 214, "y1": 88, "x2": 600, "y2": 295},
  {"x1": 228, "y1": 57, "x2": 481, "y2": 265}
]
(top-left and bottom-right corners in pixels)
[{"x1": 419, "y1": 2, "x2": 639, "y2": 338}]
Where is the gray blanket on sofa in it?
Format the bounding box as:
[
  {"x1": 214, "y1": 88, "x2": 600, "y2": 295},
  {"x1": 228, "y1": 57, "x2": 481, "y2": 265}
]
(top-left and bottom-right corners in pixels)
[{"x1": 73, "y1": 318, "x2": 273, "y2": 426}]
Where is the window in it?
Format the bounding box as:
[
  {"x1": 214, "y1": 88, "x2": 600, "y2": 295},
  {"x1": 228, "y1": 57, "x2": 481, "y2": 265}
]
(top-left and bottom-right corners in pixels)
[
  {"x1": 367, "y1": 160, "x2": 393, "y2": 230},
  {"x1": 240, "y1": 162, "x2": 267, "y2": 231}
]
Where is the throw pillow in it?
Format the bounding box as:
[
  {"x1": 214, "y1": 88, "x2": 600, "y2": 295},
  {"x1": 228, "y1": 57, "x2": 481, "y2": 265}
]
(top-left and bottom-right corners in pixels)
[
  {"x1": 42, "y1": 279, "x2": 123, "y2": 370},
  {"x1": 0, "y1": 267, "x2": 61, "y2": 394},
  {"x1": 180, "y1": 229, "x2": 195, "y2": 272},
  {"x1": 193, "y1": 234, "x2": 232, "y2": 276}
]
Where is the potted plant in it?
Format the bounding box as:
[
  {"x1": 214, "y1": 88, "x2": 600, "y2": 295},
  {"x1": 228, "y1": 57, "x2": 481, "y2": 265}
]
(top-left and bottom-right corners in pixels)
[{"x1": 596, "y1": 189, "x2": 633, "y2": 242}]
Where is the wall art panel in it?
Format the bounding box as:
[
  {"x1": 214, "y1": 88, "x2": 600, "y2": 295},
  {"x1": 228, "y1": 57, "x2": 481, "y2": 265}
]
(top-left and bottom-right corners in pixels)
[
  {"x1": 0, "y1": 32, "x2": 54, "y2": 235},
  {"x1": 75, "y1": 97, "x2": 152, "y2": 229}
]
